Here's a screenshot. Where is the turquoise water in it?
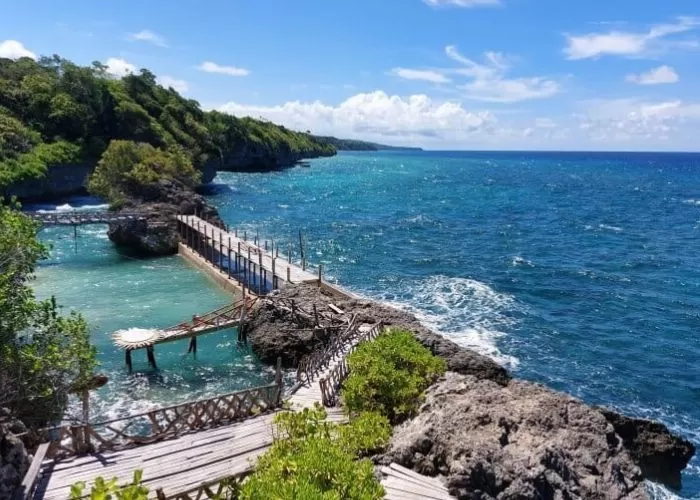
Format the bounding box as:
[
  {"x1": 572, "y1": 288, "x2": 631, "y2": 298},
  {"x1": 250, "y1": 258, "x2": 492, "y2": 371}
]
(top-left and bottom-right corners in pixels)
[
  {"x1": 31, "y1": 201, "x2": 275, "y2": 423},
  {"x1": 31, "y1": 152, "x2": 700, "y2": 498}
]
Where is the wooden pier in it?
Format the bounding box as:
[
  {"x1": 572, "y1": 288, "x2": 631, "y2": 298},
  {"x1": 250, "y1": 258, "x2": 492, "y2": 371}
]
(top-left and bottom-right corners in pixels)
[{"x1": 112, "y1": 298, "x2": 256, "y2": 372}]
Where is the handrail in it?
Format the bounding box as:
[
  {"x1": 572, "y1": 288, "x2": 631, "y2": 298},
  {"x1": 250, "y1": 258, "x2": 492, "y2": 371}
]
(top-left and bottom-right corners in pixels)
[
  {"x1": 296, "y1": 315, "x2": 358, "y2": 385},
  {"x1": 319, "y1": 322, "x2": 385, "y2": 406},
  {"x1": 38, "y1": 380, "x2": 283, "y2": 459},
  {"x1": 13, "y1": 442, "x2": 49, "y2": 500}
]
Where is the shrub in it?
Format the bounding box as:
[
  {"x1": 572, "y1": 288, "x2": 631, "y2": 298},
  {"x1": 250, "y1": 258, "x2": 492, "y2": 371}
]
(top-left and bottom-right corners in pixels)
[
  {"x1": 70, "y1": 470, "x2": 148, "y2": 500},
  {"x1": 337, "y1": 411, "x2": 392, "y2": 456},
  {"x1": 240, "y1": 405, "x2": 386, "y2": 500},
  {"x1": 342, "y1": 329, "x2": 446, "y2": 424}
]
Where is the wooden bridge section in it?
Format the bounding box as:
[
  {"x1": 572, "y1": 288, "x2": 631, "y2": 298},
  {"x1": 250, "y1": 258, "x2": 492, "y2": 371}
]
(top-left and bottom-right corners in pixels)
[
  {"x1": 27, "y1": 211, "x2": 145, "y2": 226},
  {"x1": 176, "y1": 215, "x2": 320, "y2": 296}
]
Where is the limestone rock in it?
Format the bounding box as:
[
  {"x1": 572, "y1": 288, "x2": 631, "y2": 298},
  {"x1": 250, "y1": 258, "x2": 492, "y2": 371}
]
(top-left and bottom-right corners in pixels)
[
  {"x1": 0, "y1": 411, "x2": 31, "y2": 500},
  {"x1": 598, "y1": 408, "x2": 696, "y2": 490},
  {"x1": 381, "y1": 372, "x2": 648, "y2": 500}
]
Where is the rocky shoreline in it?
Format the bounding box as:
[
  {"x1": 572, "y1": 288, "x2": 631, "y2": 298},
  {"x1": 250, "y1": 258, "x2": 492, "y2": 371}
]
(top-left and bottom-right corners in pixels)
[{"x1": 246, "y1": 283, "x2": 695, "y2": 498}]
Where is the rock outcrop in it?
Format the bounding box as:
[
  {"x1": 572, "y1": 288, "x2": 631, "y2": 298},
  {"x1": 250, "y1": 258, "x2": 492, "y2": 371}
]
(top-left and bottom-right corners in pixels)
[
  {"x1": 598, "y1": 409, "x2": 696, "y2": 490},
  {"x1": 247, "y1": 283, "x2": 510, "y2": 384},
  {"x1": 0, "y1": 409, "x2": 30, "y2": 500},
  {"x1": 2, "y1": 163, "x2": 94, "y2": 202},
  {"x1": 381, "y1": 372, "x2": 648, "y2": 500},
  {"x1": 108, "y1": 178, "x2": 222, "y2": 256},
  {"x1": 217, "y1": 143, "x2": 334, "y2": 172}
]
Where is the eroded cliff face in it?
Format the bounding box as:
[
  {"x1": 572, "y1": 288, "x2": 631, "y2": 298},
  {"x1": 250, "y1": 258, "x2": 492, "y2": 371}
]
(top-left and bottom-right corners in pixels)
[
  {"x1": 216, "y1": 143, "x2": 335, "y2": 172},
  {"x1": 2, "y1": 164, "x2": 93, "y2": 202}
]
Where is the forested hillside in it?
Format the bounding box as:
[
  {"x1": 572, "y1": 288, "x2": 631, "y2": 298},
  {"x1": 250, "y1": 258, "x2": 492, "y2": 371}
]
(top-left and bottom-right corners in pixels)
[{"x1": 0, "y1": 55, "x2": 335, "y2": 193}]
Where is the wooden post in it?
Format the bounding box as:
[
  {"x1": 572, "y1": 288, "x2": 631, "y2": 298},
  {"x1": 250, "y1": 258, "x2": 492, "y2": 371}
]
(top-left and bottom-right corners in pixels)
[
  {"x1": 81, "y1": 389, "x2": 90, "y2": 425},
  {"x1": 244, "y1": 230, "x2": 247, "y2": 241},
  {"x1": 265, "y1": 240, "x2": 268, "y2": 251},
  {"x1": 219, "y1": 232, "x2": 223, "y2": 271},
  {"x1": 227, "y1": 247, "x2": 232, "y2": 279},
  {"x1": 318, "y1": 264, "x2": 322, "y2": 285},
  {"x1": 287, "y1": 266, "x2": 291, "y2": 283},
  {"x1": 125, "y1": 350, "x2": 133, "y2": 373},
  {"x1": 188, "y1": 336, "x2": 197, "y2": 357},
  {"x1": 288, "y1": 243, "x2": 292, "y2": 263},
  {"x1": 275, "y1": 357, "x2": 283, "y2": 404},
  {"x1": 272, "y1": 258, "x2": 277, "y2": 290},
  {"x1": 196, "y1": 221, "x2": 201, "y2": 254},
  {"x1": 235, "y1": 227, "x2": 238, "y2": 237},
  {"x1": 147, "y1": 346, "x2": 157, "y2": 369}
]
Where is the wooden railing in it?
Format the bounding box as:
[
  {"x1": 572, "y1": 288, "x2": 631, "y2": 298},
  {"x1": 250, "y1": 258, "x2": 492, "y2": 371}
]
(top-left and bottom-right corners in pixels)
[
  {"x1": 319, "y1": 322, "x2": 385, "y2": 407},
  {"x1": 296, "y1": 315, "x2": 358, "y2": 385},
  {"x1": 13, "y1": 442, "x2": 49, "y2": 500},
  {"x1": 165, "y1": 297, "x2": 255, "y2": 333},
  {"x1": 39, "y1": 382, "x2": 282, "y2": 459}
]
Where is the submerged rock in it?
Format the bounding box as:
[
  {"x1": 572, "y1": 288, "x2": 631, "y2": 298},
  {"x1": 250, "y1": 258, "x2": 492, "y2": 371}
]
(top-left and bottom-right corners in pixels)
[
  {"x1": 598, "y1": 408, "x2": 696, "y2": 490},
  {"x1": 381, "y1": 372, "x2": 648, "y2": 500}
]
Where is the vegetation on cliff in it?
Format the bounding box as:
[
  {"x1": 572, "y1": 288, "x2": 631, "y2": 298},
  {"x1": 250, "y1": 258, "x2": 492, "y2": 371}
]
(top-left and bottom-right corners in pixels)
[
  {"x1": 0, "y1": 202, "x2": 96, "y2": 426},
  {"x1": 0, "y1": 55, "x2": 335, "y2": 192},
  {"x1": 312, "y1": 135, "x2": 423, "y2": 152}
]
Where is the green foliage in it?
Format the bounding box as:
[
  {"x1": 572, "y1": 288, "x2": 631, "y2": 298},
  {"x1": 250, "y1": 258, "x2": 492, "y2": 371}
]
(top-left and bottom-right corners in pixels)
[
  {"x1": 343, "y1": 329, "x2": 446, "y2": 424},
  {"x1": 87, "y1": 140, "x2": 199, "y2": 203},
  {"x1": 0, "y1": 55, "x2": 336, "y2": 191},
  {"x1": 0, "y1": 201, "x2": 97, "y2": 425},
  {"x1": 70, "y1": 470, "x2": 149, "y2": 500},
  {"x1": 337, "y1": 411, "x2": 392, "y2": 457},
  {"x1": 240, "y1": 405, "x2": 387, "y2": 500}
]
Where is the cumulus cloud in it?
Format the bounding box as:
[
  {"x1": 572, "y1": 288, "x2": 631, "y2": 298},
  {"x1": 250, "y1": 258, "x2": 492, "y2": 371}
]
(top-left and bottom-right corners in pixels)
[
  {"x1": 625, "y1": 65, "x2": 679, "y2": 85},
  {"x1": 198, "y1": 61, "x2": 250, "y2": 76},
  {"x1": 0, "y1": 40, "x2": 36, "y2": 60},
  {"x1": 158, "y1": 75, "x2": 189, "y2": 93},
  {"x1": 127, "y1": 29, "x2": 168, "y2": 48},
  {"x1": 218, "y1": 91, "x2": 496, "y2": 145},
  {"x1": 390, "y1": 68, "x2": 451, "y2": 84},
  {"x1": 105, "y1": 57, "x2": 136, "y2": 77},
  {"x1": 564, "y1": 16, "x2": 700, "y2": 60},
  {"x1": 423, "y1": 0, "x2": 500, "y2": 7}
]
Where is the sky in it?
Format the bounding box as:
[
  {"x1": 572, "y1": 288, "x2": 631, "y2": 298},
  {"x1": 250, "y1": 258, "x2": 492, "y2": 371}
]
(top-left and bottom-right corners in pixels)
[{"x1": 1, "y1": 0, "x2": 700, "y2": 151}]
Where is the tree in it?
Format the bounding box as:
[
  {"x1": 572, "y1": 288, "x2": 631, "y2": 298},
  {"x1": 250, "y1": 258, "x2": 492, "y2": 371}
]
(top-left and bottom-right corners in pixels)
[{"x1": 0, "y1": 201, "x2": 96, "y2": 426}]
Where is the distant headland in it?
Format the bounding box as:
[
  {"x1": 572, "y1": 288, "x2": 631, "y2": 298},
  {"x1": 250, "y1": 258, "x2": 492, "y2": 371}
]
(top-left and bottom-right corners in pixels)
[{"x1": 312, "y1": 135, "x2": 423, "y2": 152}]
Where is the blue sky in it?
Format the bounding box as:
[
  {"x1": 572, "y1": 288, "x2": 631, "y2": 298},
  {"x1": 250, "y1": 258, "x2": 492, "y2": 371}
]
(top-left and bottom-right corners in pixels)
[{"x1": 2, "y1": 0, "x2": 700, "y2": 150}]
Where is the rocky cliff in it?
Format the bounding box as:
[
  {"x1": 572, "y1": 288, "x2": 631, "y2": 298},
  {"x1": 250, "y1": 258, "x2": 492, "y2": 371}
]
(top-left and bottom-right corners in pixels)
[
  {"x1": 2, "y1": 164, "x2": 93, "y2": 202},
  {"x1": 215, "y1": 143, "x2": 335, "y2": 172},
  {"x1": 0, "y1": 409, "x2": 30, "y2": 500}
]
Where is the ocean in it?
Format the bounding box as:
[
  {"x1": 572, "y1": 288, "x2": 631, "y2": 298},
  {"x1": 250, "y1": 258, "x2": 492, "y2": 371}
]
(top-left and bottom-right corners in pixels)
[{"x1": 31, "y1": 151, "x2": 700, "y2": 498}]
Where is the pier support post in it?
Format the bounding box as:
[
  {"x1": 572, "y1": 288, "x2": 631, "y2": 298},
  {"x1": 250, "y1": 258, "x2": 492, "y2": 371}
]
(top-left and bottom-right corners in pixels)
[
  {"x1": 188, "y1": 336, "x2": 197, "y2": 357},
  {"x1": 275, "y1": 357, "x2": 283, "y2": 404},
  {"x1": 227, "y1": 247, "x2": 232, "y2": 279},
  {"x1": 272, "y1": 258, "x2": 277, "y2": 290},
  {"x1": 219, "y1": 232, "x2": 223, "y2": 271},
  {"x1": 125, "y1": 349, "x2": 133, "y2": 373},
  {"x1": 287, "y1": 266, "x2": 291, "y2": 283},
  {"x1": 147, "y1": 346, "x2": 157, "y2": 369}
]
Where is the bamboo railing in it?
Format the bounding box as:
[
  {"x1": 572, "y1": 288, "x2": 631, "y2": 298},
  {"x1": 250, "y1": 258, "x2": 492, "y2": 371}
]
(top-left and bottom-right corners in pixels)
[
  {"x1": 318, "y1": 322, "x2": 385, "y2": 406},
  {"x1": 39, "y1": 379, "x2": 282, "y2": 459},
  {"x1": 295, "y1": 315, "x2": 358, "y2": 385}
]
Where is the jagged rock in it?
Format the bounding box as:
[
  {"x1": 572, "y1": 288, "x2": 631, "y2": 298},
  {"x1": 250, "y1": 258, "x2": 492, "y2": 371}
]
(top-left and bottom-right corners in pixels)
[
  {"x1": 381, "y1": 372, "x2": 648, "y2": 500},
  {"x1": 598, "y1": 409, "x2": 696, "y2": 490},
  {"x1": 107, "y1": 179, "x2": 223, "y2": 256},
  {"x1": 0, "y1": 410, "x2": 31, "y2": 500},
  {"x1": 247, "y1": 284, "x2": 510, "y2": 385}
]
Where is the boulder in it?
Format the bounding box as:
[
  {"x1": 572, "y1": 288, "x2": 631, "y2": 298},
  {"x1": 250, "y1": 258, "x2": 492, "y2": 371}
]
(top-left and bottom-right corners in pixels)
[
  {"x1": 381, "y1": 372, "x2": 648, "y2": 500},
  {"x1": 598, "y1": 409, "x2": 696, "y2": 490},
  {"x1": 0, "y1": 410, "x2": 30, "y2": 500}
]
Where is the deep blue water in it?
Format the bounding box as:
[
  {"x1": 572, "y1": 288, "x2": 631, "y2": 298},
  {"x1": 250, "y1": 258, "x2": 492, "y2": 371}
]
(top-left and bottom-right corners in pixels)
[{"x1": 32, "y1": 151, "x2": 700, "y2": 498}]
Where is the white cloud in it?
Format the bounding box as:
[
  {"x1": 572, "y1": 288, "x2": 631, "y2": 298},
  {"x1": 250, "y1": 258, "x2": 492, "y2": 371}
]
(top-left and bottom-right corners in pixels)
[
  {"x1": 445, "y1": 46, "x2": 561, "y2": 102},
  {"x1": 576, "y1": 98, "x2": 700, "y2": 144},
  {"x1": 625, "y1": 65, "x2": 679, "y2": 85},
  {"x1": 423, "y1": 0, "x2": 500, "y2": 7},
  {"x1": 127, "y1": 29, "x2": 168, "y2": 48},
  {"x1": 198, "y1": 61, "x2": 250, "y2": 76},
  {"x1": 0, "y1": 40, "x2": 36, "y2": 60},
  {"x1": 105, "y1": 57, "x2": 136, "y2": 77},
  {"x1": 391, "y1": 68, "x2": 451, "y2": 84},
  {"x1": 218, "y1": 90, "x2": 496, "y2": 146},
  {"x1": 158, "y1": 75, "x2": 189, "y2": 93},
  {"x1": 564, "y1": 17, "x2": 700, "y2": 60}
]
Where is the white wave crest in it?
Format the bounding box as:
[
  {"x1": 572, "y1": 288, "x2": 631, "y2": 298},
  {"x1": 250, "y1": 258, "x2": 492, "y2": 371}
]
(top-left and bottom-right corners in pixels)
[
  {"x1": 37, "y1": 203, "x2": 109, "y2": 214},
  {"x1": 683, "y1": 199, "x2": 700, "y2": 206},
  {"x1": 378, "y1": 275, "x2": 520, "y2": 369},
  {"x1": 599, "y1": 224, "x2": 623, "y2": 232},
  {"x1": 512, "y1": 256, "x2": 534, "y2": 267}
]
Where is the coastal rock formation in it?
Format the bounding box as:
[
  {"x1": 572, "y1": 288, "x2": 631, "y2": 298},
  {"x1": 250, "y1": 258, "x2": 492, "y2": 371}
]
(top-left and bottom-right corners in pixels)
[
  {"x1": 598, "y1": 409, "x2": 696, "y2": 490},
  {"x1": 108, "y1": 178, "x2": 222, "y2": 256},
  {"x1": 0, "y1": 409, "x2": 30, "y2": 500},
  {"x1": 247, "y1": 283, "x2": 510, "y2": 384},
  {"x1": 381, "y1": 372, "x2": 648, "y2": 500},
  {"x1": 217, "y1": 142, "x2": 334, "y2": 172},
  {"x1": 2, "y1": 163, "x2": 94, "y2": 202}
]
